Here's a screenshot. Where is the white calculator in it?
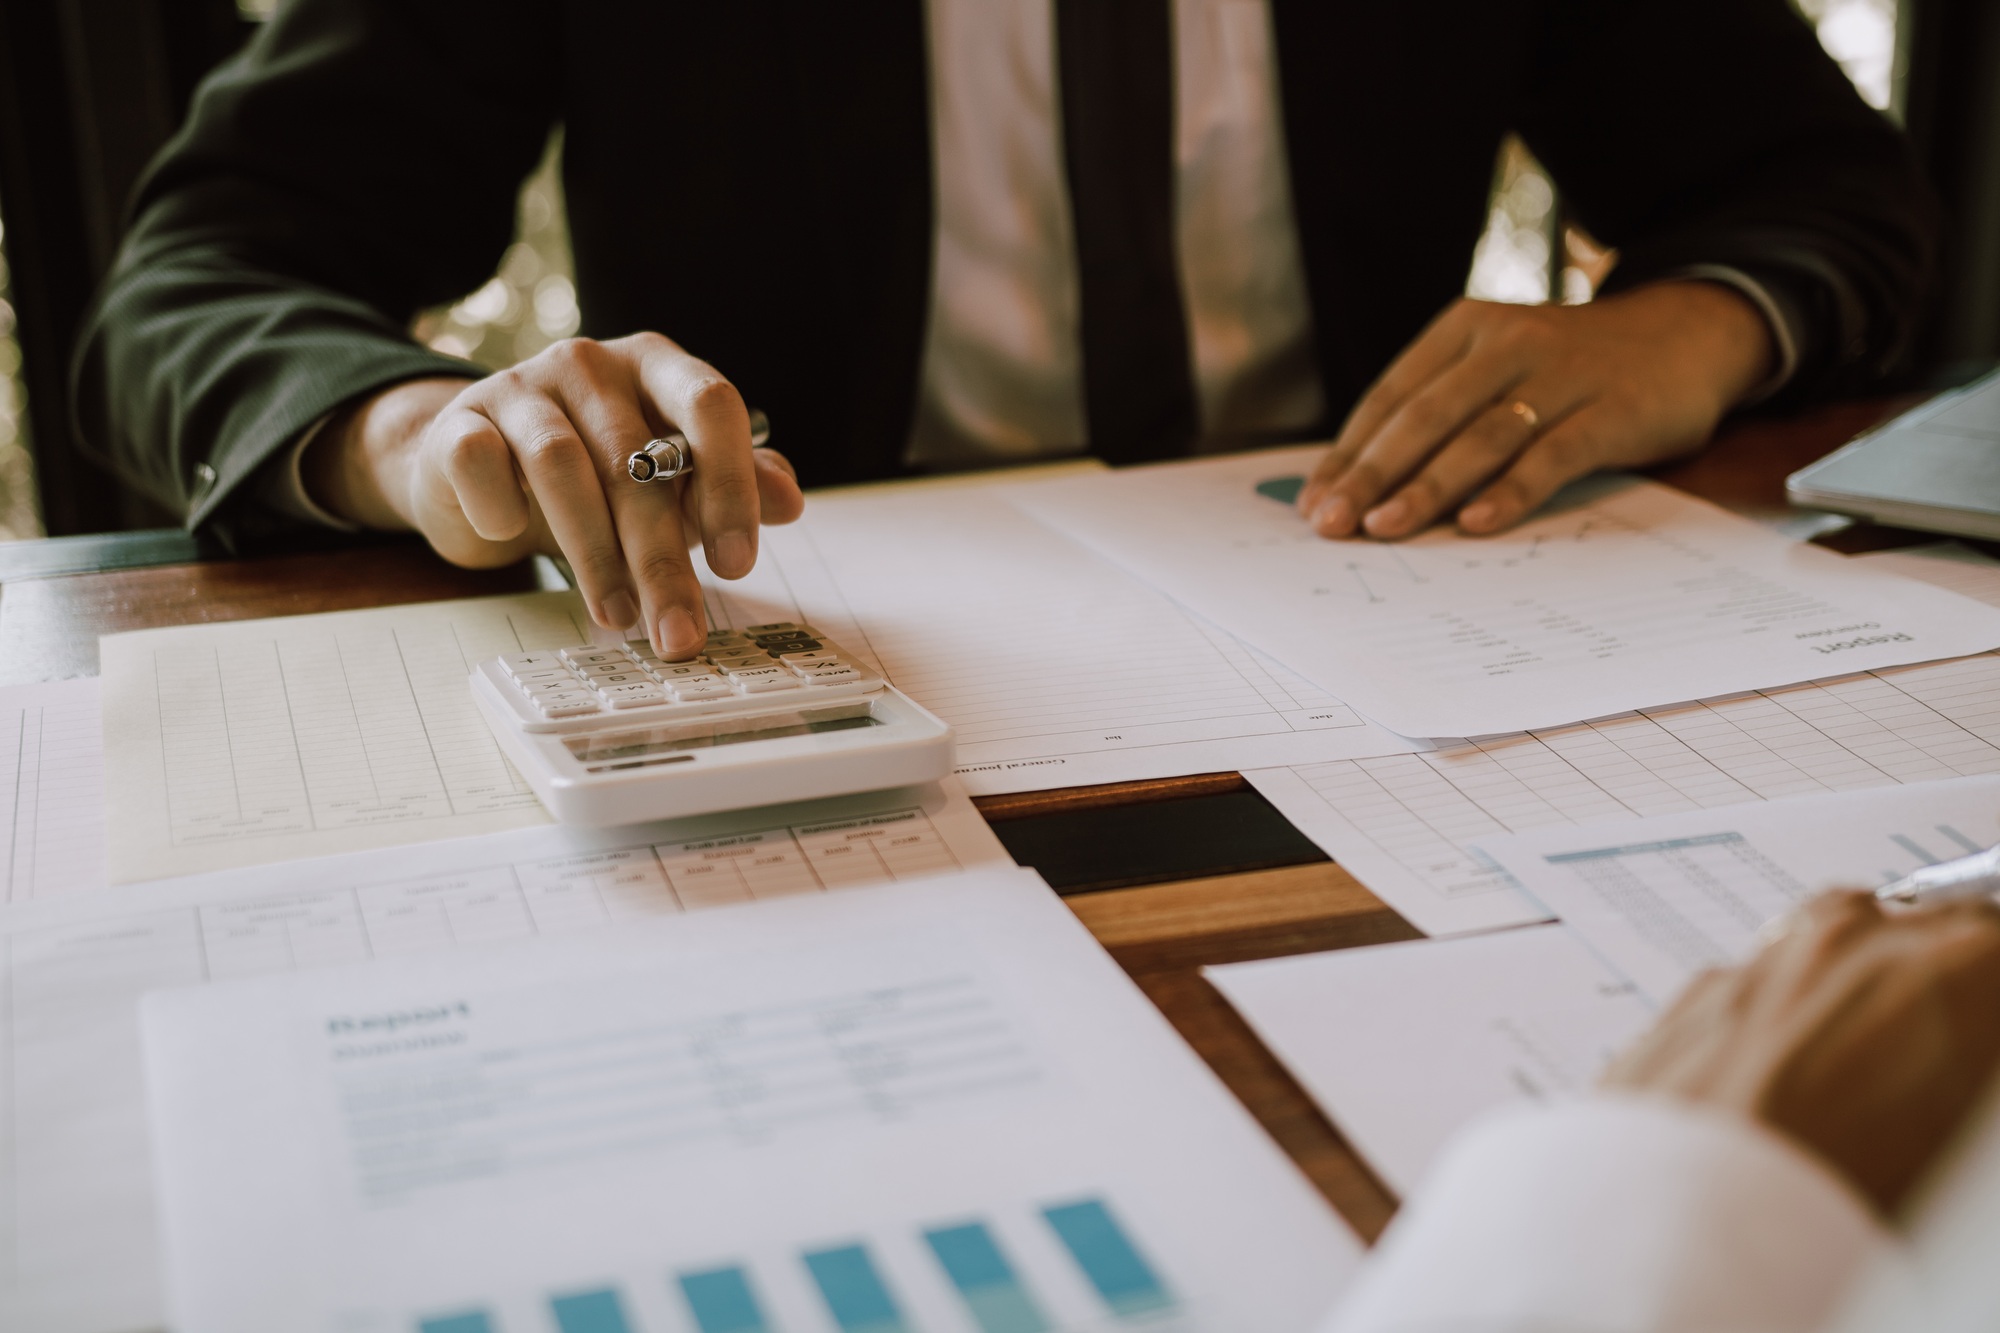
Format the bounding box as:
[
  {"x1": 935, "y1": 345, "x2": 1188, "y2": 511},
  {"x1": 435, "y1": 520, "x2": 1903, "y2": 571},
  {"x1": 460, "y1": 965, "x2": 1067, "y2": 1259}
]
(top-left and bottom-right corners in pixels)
[{"x1": 470, "y1": 623, "x2": 954, "y2": 826}]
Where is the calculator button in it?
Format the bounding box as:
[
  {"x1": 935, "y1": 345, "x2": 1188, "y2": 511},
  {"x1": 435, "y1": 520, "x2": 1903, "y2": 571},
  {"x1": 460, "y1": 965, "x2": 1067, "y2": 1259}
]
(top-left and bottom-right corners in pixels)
[
  {"x1": 536, "y1": 695, "x2": 601, "y2": 717},
  {"x1": 564, "y1": 647, "x2": 631, "y2": 667},
  {"x1": 780, "y1": 652, "x2": 842, "y2": 669},
  {"x1": 671, "y1": 679, "x2": 734, "y2": 701},
  {"x1": 656, "y1": 663, "x2": 719, "y2": 679},
  {"x1": 750, "y1": 628, "x2": 816, "y2": 644},
  {"x1": 587, "y1": 671, "x2": 652, "y2": 688},
  {"x1": 503, "y1": 651, "x2": 567, "y2": 675},
  {"x1": 515, "y1": 669, "x2": 578, "y2": 688},
  {"x1": 598, "y1": 682, "x2": 665, "y2": 703},
  {"x1": 522, "y1": 678, "x2": 585, "y2": 697},
  {"x1": 735, "y1": 674, "x2": 805, "y2": 694},
  {"x1": 801, "y1": 667, "x2": 864, "y2": 685},
  {"x1": 744, "y1": 622, "x2": 801, "y2": 635},
  {"x1": 721, "y1": 663, "x2": 787, "y2": 679}
]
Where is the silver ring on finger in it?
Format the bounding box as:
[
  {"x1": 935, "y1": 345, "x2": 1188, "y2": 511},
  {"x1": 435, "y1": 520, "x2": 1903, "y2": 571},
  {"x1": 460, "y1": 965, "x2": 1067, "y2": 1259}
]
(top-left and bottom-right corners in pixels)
[
  {"x1": 1509, "y1": 399, "x2": 1541, "y2": 433},
  {"x1": 627, "y1": 436, "x2": 691, "y2": 484}
]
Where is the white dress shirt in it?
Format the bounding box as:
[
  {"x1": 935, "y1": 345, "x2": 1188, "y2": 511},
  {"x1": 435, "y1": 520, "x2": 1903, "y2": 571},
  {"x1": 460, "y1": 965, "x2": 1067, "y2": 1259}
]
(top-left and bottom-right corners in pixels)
[
  {"x1": 1323, "y1": 1095, "x2": 1892, "y2": 1333},
  {"x1": 907, "y1": 0, "x2": 1323, "y2": 467}
]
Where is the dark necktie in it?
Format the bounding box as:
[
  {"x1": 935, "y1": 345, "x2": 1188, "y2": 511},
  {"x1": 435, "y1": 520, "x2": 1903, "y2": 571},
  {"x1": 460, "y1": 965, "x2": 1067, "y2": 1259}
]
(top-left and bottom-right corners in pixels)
[{"x1": 1056, "y1": 0, "x2": 1201, "y2": 464}]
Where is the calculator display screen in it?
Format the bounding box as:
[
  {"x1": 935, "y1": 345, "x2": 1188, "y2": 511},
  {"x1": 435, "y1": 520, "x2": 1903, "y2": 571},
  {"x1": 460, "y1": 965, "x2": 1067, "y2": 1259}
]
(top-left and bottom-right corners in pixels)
[{"x1": 565, "y1": 702, "x2": 881, "y2": 772}]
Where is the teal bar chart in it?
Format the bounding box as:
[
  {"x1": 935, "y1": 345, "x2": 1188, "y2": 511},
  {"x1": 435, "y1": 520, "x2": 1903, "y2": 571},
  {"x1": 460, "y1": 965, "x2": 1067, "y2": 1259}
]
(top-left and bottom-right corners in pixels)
[
  {"x1": 413, "y1": 1196, "x2": 1178, "y2": 1333},
  {"x1": 418, "y1": 1313, "x2": 494, "y2": 1333},
  {"x1": 1042, "y1": 1199, "x2": 1177, "y2": 1318},
  {"x1": 802, "y1": 1244, "x2": 912, "y2": 1333},
  {"x1": 924, "y1": 1222, "x2": 1051, "y2": 1333},
  {"x1": 679, "y1": 1266, "x2": 774, "y2": 1333},
  {"x1": 551, "y1": 1288, "x2": 634, "y2": 1333}
]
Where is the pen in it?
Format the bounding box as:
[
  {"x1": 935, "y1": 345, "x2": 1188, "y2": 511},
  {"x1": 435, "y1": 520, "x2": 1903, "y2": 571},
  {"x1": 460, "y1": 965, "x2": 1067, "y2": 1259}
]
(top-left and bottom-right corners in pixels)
[
  {"x1": 1876, "y1": 843, "x2": 2000, "y2": 906},
  {"x1": 626, "y1": 408, "x2": 771, "y2": 483}
]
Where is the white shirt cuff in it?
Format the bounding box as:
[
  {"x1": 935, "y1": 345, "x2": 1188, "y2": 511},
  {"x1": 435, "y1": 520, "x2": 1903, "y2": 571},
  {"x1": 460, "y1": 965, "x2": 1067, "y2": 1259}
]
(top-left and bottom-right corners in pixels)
[
  {"x1": 1322, "y1": 1094, "x2": 1893, "y2": 1333},
  {"x1": 250, "y1": 414, "x2": 360, "y2": 532},
  {"x1": 1671, "y1": 264, "x2": 1800, "y2": 405}
]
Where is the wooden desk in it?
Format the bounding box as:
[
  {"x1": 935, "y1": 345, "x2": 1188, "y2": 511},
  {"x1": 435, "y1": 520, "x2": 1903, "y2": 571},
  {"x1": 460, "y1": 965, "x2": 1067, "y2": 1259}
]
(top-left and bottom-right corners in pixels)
[{"x1": 0, "y1": 396, "x2": 1927, "y2": 1245}]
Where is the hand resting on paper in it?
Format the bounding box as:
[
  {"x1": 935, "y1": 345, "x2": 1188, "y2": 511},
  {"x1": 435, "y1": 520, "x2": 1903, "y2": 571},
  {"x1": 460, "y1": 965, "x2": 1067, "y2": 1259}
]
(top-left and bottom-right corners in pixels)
[
  {"x1": 1602, "y1": 889, "x2": 2000, "y2": 1215},
  {"x1": 302, "y1": 333, "x2": 806, "y2": 661},
  {"x1": 1295, "y1": 280, "x2": 1776, "y2": 541}
]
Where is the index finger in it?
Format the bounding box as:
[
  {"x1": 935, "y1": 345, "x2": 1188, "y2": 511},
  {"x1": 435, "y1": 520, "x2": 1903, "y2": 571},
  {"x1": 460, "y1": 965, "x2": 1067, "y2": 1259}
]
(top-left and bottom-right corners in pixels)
[
  {"x1": 623, "y1": 334, "x2": 760, "y2": 580},
  {"x1": 1301, "y1": 303, "x2": 1477, "y2": 528}
]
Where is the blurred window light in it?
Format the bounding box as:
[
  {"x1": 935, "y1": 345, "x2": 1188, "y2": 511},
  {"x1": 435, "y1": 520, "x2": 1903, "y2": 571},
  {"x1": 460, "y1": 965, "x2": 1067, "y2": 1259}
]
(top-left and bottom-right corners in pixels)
[
  {"x1": 411, "y1": 133, "x2": 575, "y2": 370},
  {"x1": 1795, "y1": 0, "x2": 1898, "y2": 111},
  {"x1": 0, "y1": 217, "x2": 45, "y2": 540},
  {"x1": 1468, "y1": 1, "x2": 1899, "y2": 305},
  {"x1": 235, "y1": 0, "x2": 279, "y2": 20}
]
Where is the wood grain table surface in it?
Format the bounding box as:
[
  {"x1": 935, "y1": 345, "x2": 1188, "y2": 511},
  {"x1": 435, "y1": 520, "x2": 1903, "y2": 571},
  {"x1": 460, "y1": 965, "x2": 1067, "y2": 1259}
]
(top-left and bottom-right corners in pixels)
[{"x1": 0, "y1": 395, "x2": 1935, "y2": 1246}]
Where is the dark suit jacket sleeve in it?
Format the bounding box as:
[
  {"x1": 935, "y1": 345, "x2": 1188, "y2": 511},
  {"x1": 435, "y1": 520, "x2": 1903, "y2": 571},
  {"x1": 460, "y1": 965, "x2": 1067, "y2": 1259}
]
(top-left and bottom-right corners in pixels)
[
  {"x1": 70, "y1": 0, "x2": 558, "y2": 548},
  {"x1": 1519, "y1": 0, "x2": 1937, "y2": 406}
]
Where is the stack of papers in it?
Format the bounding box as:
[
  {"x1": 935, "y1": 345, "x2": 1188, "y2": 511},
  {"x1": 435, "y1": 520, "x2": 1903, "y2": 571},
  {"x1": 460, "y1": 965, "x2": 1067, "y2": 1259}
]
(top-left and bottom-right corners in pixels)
[
  {"x1": 1001, "y1": 453, "x2": 2000, "y2": 1200},
  {"x1": 19, "y1": 449, "x2": 2000, "y2": 1326}
]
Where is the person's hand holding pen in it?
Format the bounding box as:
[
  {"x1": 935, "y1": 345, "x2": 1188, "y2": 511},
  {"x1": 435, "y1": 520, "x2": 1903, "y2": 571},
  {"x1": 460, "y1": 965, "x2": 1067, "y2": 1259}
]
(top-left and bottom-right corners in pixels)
[
  {"x1": 301, "y1": 333, "x2": 805, "y2": 660},
  {"x1": 1606, "y1": 887, "x2": 2000, "y2": 1215}
]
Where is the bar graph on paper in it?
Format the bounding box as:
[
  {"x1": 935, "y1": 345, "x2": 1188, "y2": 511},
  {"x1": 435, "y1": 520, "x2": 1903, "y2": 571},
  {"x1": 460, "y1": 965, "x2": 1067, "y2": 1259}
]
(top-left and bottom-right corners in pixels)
[{"x1": 414, "y1": 1197, "x2": 1180, "y2": 1333}]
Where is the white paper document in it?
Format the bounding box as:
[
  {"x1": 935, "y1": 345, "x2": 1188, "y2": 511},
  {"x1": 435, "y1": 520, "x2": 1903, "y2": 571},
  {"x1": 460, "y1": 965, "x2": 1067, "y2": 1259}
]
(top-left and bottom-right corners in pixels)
[
  {"x1": 1246, "y1": 650, "x2": 2000, "y2": 936},
  {"x1": 141, "y1": 869, "x2": 1360, "y2": 1333},
  {"x1": 1474, "y1": 774, "x2": 2000, "y2": 1002},
  {"x1": 99, "y1": 591, "x2": 601, "y2": 883},
  {"x1": 1014, "y1": 448, "x2": 2000, "y2": 737},
  {"x1": 1208, "y1": 926, "x2": 1653, "y2": 1195},
  {"x1": 699, "y1": 477, "x2": 1423, "y2": 795},
  {"x1": 0, "y1": 781, "x2": 1007, "y2": 1333},
  {"x1": 0, "y1": 678, "x2": 104, "y2": 901}
]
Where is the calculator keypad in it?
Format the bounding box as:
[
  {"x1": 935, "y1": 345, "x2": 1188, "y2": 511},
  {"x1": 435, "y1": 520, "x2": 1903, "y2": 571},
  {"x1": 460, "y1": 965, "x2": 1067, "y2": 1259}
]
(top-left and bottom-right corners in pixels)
[{"x1": 496, "y1": 625, "x2": 879, "y2": 720}]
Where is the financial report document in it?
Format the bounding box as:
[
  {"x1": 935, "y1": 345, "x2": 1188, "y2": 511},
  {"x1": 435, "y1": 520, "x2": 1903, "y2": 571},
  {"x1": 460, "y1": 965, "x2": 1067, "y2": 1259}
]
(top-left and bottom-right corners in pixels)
[
  {"x1": 697, "y1": 474, "x2": 1423, "y2": 795},
  {"x1": 1246, "y1": 650, "x2": 2000, "y2": 936},
  {"x1": 1208, "y1": 927, "x2": 1653, "y2": 1195},
  {"x1": 1474, "y1": 774, "x2": 2000, "y2": 1002},
  {"x1": 141, "y1": 869, "x2": 1359, "y2": 1333},
  {"x1": 99, "y1": 592, "x2": 595, "y2": 883},
  {"x1": 0, "y1": 782, "x2": 1006, "y2": 1333},
  {"x1": 0, "y1": 679, "x2": 103, "y2": 901},
  {"x1": 1013, "y1": 448, "x2": 2000, "y2": 737}
]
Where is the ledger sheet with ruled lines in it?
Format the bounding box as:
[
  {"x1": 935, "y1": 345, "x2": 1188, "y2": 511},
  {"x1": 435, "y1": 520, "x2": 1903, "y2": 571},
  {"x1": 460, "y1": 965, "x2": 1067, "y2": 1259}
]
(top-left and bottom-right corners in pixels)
[
  {"x1": 695, "y1": 475, "x2": 1424, "y2": 795},
  {"x1": 1248, "y1": 649, "x2": 2000, "y2": 936},
  {"x1": 0, "y1": 678, "x2": 104, "y2": 900},
  {"x1": 100, "y1": 593, "x2": 591, "y2": 883}
]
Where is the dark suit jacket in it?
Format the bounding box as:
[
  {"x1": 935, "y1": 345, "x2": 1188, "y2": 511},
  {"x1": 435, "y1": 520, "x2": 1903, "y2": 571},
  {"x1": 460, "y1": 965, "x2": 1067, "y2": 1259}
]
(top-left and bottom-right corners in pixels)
[{"x1": 72, "y1": 0, "x2": 1936, "y2": 546}]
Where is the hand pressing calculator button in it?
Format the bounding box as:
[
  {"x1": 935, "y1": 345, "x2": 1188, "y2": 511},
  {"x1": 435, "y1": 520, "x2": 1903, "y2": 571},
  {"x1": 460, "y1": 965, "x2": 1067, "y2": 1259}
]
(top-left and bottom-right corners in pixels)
[{"x1": 470, "y1": 623, "x2": 953, "y2": 825}]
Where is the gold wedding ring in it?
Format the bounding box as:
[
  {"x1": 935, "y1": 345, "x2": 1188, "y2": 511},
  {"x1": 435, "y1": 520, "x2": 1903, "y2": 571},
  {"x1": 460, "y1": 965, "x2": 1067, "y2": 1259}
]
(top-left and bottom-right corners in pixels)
[
  {"x1": 627, "y1": 408, "x2": 771, "y2": 484},
  {"x1": 1510, "y1": 399, "x2": 1541, "y2": 431}
]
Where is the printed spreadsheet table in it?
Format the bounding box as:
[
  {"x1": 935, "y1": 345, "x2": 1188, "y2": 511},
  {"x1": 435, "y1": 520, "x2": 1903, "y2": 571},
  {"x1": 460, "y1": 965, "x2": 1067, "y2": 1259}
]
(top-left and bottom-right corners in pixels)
[{"x1": 1248, "y1": 651, "x2": 2000, "y2": 934}]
